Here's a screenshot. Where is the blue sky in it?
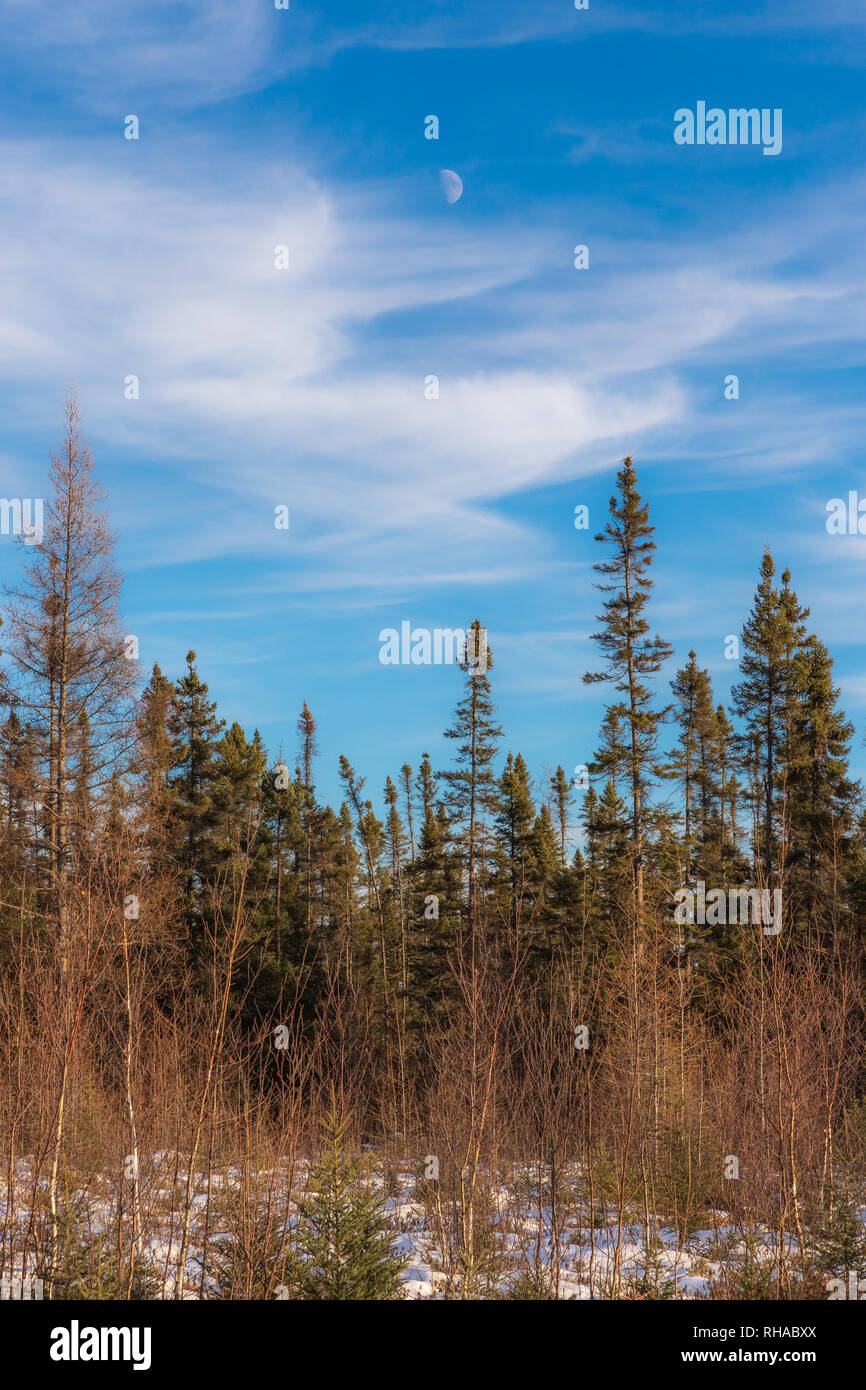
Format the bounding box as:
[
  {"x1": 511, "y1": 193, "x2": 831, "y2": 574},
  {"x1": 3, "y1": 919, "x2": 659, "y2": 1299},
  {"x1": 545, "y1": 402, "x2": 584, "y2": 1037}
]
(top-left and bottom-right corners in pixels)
[{"x1": 1, "y1": 0, "x2": 865, "y2": 826}]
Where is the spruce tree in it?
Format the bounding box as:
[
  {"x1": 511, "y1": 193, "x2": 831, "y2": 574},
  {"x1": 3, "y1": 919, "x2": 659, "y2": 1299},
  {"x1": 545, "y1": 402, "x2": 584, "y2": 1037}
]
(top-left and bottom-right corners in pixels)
[
  {"x1": 339, "y1": 757, "x2": 390, "y2": 1035},
  {"x1": 666, "y1": 651, "x2": 719, "y2": 881},
  {"x1": 168, "y1": 650, "x2": 224, "y2": 932},
  {"x1": 297, "y1": 701, "x2": 319, "y2": 938},
  {"x1": 550, "y1": 765, "x2": 573, "y2": 869},
  {"x1": 713, "y1": 703, "x2": 743, "y2": 872},
  {"x1": 213, "y1": 722, "x2": 267, "y2": 856},
  {"x1": 416, "y1": 752, "x2": 436, "y2": 823},
  {"x1": 530, "y1": 801, "x2": 560, "y2": 943},
  {"x1": 591, "y1": 707, "x2": 630, "y2": 798},
  {"x1": 261, "y1": 749, "x2": 302, "y2": 941},
  {"x1": 135, "y1": 664, "x2": 175, "y2": 858},
  {"x1": 287, "y1": 1105, "x2": 406, "y2": 1300},
  {"x1": 731, "y1": 551, "x2": 808, "y2": 891},
  {"x1": 583, "y1": 459, "x2": 672, "y2": 914},
  {"x1": 335, "y1": 801, "x2": 361, "y2": 976},
  {"x1": 384, "y1": 773, "x2": 409, "y2": 1001},
  {"x1": 410, "y1": 781, "x2": 457, "y2": 1022},
  {"x1": 440, "y1": 619, "x2": 503, "y2": 945},
  {"x1": 787, "y1": 637, "x2": 857, "y2": 930},
  {"x1": 582, "y1": 779, "x2": 630, "y2": 893},
  {"x1": 495, "y1": 751, "x2": 534, "y2": 939},
  {"x1": 400, "y1": 762, "x2": 415, "y2": 862},
  {"x1": 211, "y1": 723, "x2": 269, "y2": 948}
]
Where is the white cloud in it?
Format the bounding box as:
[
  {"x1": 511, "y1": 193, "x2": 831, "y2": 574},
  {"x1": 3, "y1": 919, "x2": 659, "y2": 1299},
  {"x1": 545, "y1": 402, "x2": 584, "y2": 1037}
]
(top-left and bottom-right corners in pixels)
[
  {"x1": 4, "y1": 0, "x2": 864, "y2": 118},
  {"x1": 0, "y1": 135, "x2": 865, "y2": 600}
]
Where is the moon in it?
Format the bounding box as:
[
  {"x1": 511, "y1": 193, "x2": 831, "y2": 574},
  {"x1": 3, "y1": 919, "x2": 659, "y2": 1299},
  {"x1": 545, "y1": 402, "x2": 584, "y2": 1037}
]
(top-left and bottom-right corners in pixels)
[{"x1": 439, "y1": 169, "x2": 463, "y2": 204}]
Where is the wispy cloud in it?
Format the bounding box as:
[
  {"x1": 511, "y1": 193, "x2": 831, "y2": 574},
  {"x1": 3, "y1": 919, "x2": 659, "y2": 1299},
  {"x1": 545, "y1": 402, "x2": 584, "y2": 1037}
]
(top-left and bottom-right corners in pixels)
[
  {"x1": 1, "y1": 131, "x2": 864, "y2": 608},
  {"x1": 4, "y1": 0, "x2": 865, "y2": 119}
]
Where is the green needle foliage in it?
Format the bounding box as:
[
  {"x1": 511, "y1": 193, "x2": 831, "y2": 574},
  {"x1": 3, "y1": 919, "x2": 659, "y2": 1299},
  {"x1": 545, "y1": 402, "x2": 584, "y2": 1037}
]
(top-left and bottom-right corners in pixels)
[
  {"x1": 810, "y1": 1194, "x2": 866, "y2": 1278},
  {"x1": 287, "y1": 1105, "x2": 407, "y2": 1300}
]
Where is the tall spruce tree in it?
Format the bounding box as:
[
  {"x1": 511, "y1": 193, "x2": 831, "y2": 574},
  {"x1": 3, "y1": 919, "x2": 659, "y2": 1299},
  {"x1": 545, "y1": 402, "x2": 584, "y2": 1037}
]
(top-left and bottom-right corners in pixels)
[
  {"x1": 135, "y1": 664, "x2": 175, "y2": 857},
  {"x1": 530, "y1": 801, "x2": 560, "y2": 942},
  {"x1": 384, "y1": 774, "x2": 409, "y2": 1001},
  {"x1": 440, "y1": 620, "x2": 503, "y2": 945},
  {"x1": 713, "y1": 703, "x2": 743, "y2": 871},
  {"x1": 168, "y1": 650, "x2": 224, "y2": 933},
  {"x1": 410, "y1": 766, "x2": 459, "y2": 1022},
  {"x1": 211, "y1": 724, "x2": 269, "y2": 947},
  {"x1": 416, "y1": 752, "x2": 436, "y2": 823},
  {"x1": 666, "y1": 650, "x2": 719, "y2": 881},
  {"x1": 582, "y1": 780, "x2": 630, "y2": 903},
  {"x1": 262, "y1": 749, "x2": 302, "y2": 938},
  {"x1": 400, "y1": 762, "x2": 416, "y2": 862},
  {"x1": 339, "y1": 756, "x2": 388, "y2": 993},
  {"x1": 787, "y1": 637, "x2": 857, "y2": 929},
  {"x1": 550, "y1": 765, "x2": 573, "y2": 869},
  {"x1": 495, "y1": 752, "x2": 535, "y2": 940},
  {"x1": 297, "y1": 701, "x2": 319, "y2": 937},
  {"x1": 213, "y1": 723, "x2": 267, "y2": 854},
  {"x1": 583, "y1": 459, "x2": 673, "y2": 914},
  {"x1": 731, "y1": 551, "x2": 808, "y2": 890}
]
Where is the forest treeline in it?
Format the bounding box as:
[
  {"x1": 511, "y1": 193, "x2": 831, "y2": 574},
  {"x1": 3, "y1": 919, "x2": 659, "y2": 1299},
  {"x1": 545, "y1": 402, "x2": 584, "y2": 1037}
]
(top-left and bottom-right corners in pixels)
[{"x1": 0, "y1": 395, "x2": 864, "y2": 1298}]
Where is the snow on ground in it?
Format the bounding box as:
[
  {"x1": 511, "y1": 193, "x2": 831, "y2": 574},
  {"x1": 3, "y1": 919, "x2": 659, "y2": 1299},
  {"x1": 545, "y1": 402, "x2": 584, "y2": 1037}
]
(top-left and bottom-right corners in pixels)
[{"x1": 0, "y1": 1155, "x2": 858, "y2": 1299}]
